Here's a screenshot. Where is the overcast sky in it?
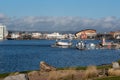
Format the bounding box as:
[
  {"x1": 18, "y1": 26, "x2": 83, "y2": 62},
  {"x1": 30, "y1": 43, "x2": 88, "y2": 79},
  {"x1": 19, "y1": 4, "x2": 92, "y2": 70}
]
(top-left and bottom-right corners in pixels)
[{"x1": 0, "y1": 0, "x2": 120, "y2": 32}]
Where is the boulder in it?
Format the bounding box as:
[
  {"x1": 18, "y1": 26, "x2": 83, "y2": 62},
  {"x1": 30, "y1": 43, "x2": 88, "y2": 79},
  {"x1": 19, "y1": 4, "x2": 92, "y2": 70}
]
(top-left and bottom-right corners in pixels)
[
  {"x1": 112, "y1": 62, "x2": 120, "y2": 69},
  {"x1": 40, "y1": 61, "x2": 56, "y2": 72},
  {"x1": 4, "y1": 74, "x2": 28, "y2": 80}
]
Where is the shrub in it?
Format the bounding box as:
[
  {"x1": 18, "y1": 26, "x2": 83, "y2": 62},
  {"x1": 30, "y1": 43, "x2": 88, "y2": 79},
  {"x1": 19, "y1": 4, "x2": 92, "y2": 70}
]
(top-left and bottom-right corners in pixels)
[
  {"x1": 48, "y1": 70, "x2": 77, "y2": 80},
  {"x1": 85, "y1": 65, "x2": 98, "y2": 79}
]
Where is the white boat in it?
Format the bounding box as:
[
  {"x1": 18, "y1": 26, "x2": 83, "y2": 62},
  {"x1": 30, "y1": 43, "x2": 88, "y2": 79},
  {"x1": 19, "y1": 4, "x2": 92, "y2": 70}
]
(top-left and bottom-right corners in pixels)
[
  {"x1": 52, "y1": 34, "x2": 73, "y2": 48},
  {"x1": 52, "y1": 40, "x2": 72, "y2": 48},
  {"x1": 55, "y1": 41, "x2": 72, "y2": 46},
  {"x1": 76, "y1": 40, "x2": 97, "y2": 50},
  {"x1": 86, "y1": 43, "x2": 96, "y2": 50}
]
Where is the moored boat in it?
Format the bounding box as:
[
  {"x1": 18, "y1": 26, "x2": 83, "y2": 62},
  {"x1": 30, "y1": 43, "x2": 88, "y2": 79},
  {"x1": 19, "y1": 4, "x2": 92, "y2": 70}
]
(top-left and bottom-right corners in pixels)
[
  {"x1": 52, "y1": 40, "x2": 72, "y2": 48},
  {"x1": 55, "y1": 41, "x2": 72, "y2": 46},
  {"x1": 76, "y1": 41, "x2": 86, "y2": 50}
]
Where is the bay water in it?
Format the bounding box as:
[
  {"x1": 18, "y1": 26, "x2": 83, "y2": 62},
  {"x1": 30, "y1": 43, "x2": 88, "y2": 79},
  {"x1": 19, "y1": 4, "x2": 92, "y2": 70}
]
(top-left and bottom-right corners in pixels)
[{"x1": 0, "y1": 40, "x2": 120, "y2": 73}]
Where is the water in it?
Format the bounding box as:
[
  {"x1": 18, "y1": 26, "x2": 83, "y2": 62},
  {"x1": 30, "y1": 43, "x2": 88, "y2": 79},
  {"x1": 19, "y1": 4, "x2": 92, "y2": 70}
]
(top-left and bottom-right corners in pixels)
[{"x1": 0, "y1": 40, "x2": 120, "y2": 73}]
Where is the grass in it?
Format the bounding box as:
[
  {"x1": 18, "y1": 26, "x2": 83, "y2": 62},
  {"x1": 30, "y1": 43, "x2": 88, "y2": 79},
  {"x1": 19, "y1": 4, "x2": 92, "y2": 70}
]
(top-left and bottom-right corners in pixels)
[
  {"x1": 57, "y1": 66, "x2": 89, "y2": 70},
  {"x1": 97, "y1": 65, "x2": 112, "y2": 69},
  {"x1": 57, "y1": 65, "x2": 112, "y2": 70},
  {"x1": 74, "y1": 66, "x2": 87, "y2": 70},
  {"x1": 0, "y1": 73, "x2": 10, "y2": 78}
]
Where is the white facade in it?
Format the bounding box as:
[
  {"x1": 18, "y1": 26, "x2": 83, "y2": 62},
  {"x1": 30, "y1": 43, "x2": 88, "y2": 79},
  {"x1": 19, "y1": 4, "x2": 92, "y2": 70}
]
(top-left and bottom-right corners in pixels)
[
  {"x1": 11, "y1": 33, "x2": 20, "y2": 39},
  {"x1": 0, "y1": 24, "x2": 8, "y2": 40},
  {"x1": 46, "y1": 32, "x2": 65, "y2": 39},
  {"x1": 32, "y1": 33, "x2": 42, "y2": 38}
]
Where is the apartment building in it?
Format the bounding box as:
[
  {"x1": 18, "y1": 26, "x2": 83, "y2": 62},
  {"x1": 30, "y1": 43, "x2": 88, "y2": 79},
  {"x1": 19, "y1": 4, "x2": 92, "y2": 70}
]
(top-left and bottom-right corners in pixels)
[{"x1": 0, "y1": 24, "x2": 8, "y2": 40}]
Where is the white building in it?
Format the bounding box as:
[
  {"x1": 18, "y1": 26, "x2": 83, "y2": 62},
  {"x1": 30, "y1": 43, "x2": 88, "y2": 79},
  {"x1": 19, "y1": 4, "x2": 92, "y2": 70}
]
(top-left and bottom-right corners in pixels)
[
  {"x1": 46, "y1": 32, "x2": 65, "y2": 39},
  {"x1": 32, "y1": 32, "x2": 42, "y2": 39},
  {"x1": 11, "y1": 33, "x2": 20, "y2": 39},
  {"x1": 0, "y1": 24, "x2": 8, "y2": 40}
]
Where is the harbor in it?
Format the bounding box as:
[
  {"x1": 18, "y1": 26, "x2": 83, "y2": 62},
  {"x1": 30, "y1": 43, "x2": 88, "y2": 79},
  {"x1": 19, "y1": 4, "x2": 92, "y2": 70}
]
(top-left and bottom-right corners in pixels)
[
  {"x1": 0, "y1": 40, "x2": 120, "y2": 74},
  {"x1": 0, "y1": 25, "x2": 120, "y2": 74},
  {"x1": 1, "y1": 0, "x2": 120, "y2": 79}
]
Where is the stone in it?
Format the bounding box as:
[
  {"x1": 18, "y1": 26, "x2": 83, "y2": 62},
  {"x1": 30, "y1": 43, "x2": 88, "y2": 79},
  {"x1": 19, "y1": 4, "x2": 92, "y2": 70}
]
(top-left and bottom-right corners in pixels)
[
  {"x1": 28, "y1": 71, "x2": 49, "y2": 80},
  {"x1": 4, "y1": 74, "x2": 28, "y2": 80},
  {"x1": 40, "y1": 61, "x2": 56, "y2": 72},
  {"x1": 112, "y1": 62, "x2": 120, "y2": 69}
]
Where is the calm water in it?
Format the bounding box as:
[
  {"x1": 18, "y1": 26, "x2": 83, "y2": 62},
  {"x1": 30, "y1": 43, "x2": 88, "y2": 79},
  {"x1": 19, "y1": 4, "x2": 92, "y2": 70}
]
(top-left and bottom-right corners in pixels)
[{"x1": 0, "y1": 40, "x2": 120, "y2": 73}]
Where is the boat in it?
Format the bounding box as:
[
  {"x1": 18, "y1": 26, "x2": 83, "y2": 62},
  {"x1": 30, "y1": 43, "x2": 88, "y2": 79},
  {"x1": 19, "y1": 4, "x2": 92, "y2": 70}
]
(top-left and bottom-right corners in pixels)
[
  {"x1": 76, "y1": 31, "x2": 87, "y2": 50},
  {"x1": 76, "y1": 41, "x2": 86, "y2": 50},
  {"x1": 52, "y1": 39, "x2": 72, "y2": 48},
  {"x1": 86, "y1": 43, "x2": 96, "y2": 50},
  {"x1": 99, "y1": 37, "x2": 114, "y2": 49},
  {"x1": 52, "y1": 34, "x2": 73, "y2": 48},
  {"x1": 76, "y1": 40, "x2": 99, "y2": 50},
  {"x1": 55, "y1": 41, "x2": 72, "y2": 46},
  {"x1": 7, "y1": 37, "x2": 15, "y2": 40}
]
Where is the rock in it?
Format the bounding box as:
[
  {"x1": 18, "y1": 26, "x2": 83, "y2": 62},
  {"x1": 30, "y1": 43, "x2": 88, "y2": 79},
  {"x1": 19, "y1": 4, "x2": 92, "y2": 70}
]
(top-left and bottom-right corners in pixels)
[
  {"x1": 4, "y1": 74, "x2": 28, "y2": 80},
  {"x1": 28, "y1": 71, "x2": 49, "y2": 80},
  {"x1": 40, "y1": 61, "x2": 56, "y2": 72},
  {"x1": 112, "y1": 62, "x2": 120, "y2": 69},
  {"x1": 28, "y1": 71, "x2": 39, "y2": 76}
]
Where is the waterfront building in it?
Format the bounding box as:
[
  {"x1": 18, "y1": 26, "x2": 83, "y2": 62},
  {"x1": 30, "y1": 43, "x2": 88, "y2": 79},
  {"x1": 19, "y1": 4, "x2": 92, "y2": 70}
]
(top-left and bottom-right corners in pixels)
[
  {"x1": 31, "y1": 32, "x2": 42, "y2": 39},
  {"x1": 0, "y1": 24, "x2": 8, "y2": 40},
  {"x1": 75, "y1": 29, "x2": 97, "y2": 39},
  {"x1": 11, "y1": 33, "x2": 20, "y2": 39},
  {"x1": 96, "y1": 32, "x2": 113, "y2": 40},
  {"x1": 45, "y1": 32, "x2": 65, "y2": 39},
  {"x1": 110, "y1": 31, "x2": 120, "y2": 39}
]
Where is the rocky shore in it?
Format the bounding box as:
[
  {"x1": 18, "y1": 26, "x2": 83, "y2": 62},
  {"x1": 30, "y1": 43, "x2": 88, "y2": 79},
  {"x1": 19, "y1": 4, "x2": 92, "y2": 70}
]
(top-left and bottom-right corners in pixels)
[{"x1": 1, "y1": 61, "x2": 120, "y2": 80}]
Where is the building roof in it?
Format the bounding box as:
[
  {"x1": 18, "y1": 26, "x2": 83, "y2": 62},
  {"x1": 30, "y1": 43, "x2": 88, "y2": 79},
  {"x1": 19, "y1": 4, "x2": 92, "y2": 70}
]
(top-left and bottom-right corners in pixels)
[{"x1": 75, "y1": 29, "x2": 96, "y2": 36}]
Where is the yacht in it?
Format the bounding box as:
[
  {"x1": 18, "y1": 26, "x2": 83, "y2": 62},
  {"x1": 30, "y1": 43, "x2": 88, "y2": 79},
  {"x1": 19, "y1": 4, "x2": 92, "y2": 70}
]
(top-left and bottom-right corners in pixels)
[{"x1": 52, "y1": 39, "x2": 72, "y2": 48}]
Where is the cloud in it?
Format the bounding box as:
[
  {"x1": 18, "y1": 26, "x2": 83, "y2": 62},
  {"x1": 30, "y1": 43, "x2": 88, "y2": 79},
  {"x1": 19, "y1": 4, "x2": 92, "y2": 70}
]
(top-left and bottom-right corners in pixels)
[
  {"x1": 0, "y1": 13, "x2": 120, "y2": 32},
  {"x1": 0, "y1": 13, "x2": 10, "y2": 24},
  {"x1": 0, "y1": 13, "x2": 5, "y2": 18}
]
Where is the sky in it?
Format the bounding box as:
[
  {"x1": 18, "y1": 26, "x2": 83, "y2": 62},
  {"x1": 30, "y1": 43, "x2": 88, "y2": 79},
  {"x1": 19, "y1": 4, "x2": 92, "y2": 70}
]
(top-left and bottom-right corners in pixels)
[{"x1": 0, "y1": 0, "x2": 120, "y2": 32}]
